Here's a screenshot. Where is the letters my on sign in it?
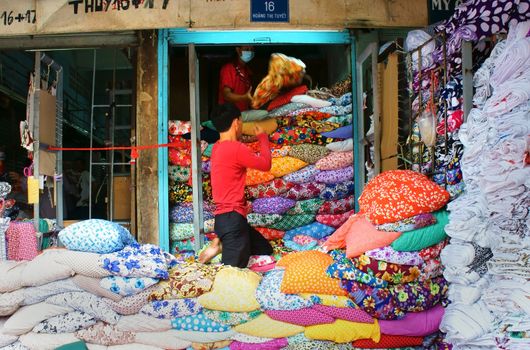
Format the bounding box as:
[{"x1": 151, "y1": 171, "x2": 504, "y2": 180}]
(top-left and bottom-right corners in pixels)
[{"x1": 428, "y1": 0, "x2": 462, "y2": 24}]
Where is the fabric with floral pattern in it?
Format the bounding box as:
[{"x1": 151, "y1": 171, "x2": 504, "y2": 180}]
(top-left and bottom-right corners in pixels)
[
  {"x1": 376, "y1": 213, "x2": 437, "y2": 233},
  {"x1": 256, "y1": 269, "x2": 314, "y2": 311},
  {"x1": 46, "y1": 292, "x2": 121, "y2": 324},
  {"x1": 327, "y1": 114, "x2": 353, "y2": 126},
  {"x1": 270, "y1": 157, "x2": 308, "y2": 178},
  {"x1": 245, "y1": 179, "x2": 294, "y2": 200},
  {"x1": 419, "y1": 259, "x2": 443, "y2": 281},
  {"x1": 171, "y1": 312, "x2": 231, "y2": 332},
  {"x1": 168, "y1": 165, "x2": 190, "y2": 183},
  {"x1": 75, "y1": 322, "x2": 135, "y2": 346},
  {"x1": 286, "y1": 198, "x2": 324, "y2": 215},
  {"x1": 245, "y1": 169, "x2": 275, "y2": 186},
  {"x1": 268, "y1": 102, "x2": 311, "y2": 117},
  {"x1": 254, "y1": 227, "x2": 285, "y2": 240},
  {"x1": 358, "y1": 170, "x2": 449, "y2": 225},
  {"x1": 169, "y1": 148, "x2": 192, "y2": 167},
  {"x1": 141, "y1": 298, "x2": 202, "y2": 319},
  {"x1": 288, "y1": 144, "x2": 330, "y2": 164},
  {"x1": 99, "y1": 243, "x2": 177, "y2": 280},
  {"x1": 319, "y1": 181, "x2": 355, "y2": 201},
  {"x1": 269, "y1": 126, "x2": 318, "y2": 145},
  {"x1": 318, "y1": 196, "x2": 355, "y2": 215},
  {"x1": 283, "y1": 165, "x2": 321, "y2": 184},
  {"x1": 149, "y1": 262, "x2": 222, "y2": 301},
  {"x1": 169, "y1": 183, "x2": 193, "y2": 204},
  {"x1": 251, "y1": 197, "x2": 296, "y2": 216},
  {"x1": 271, "y1": 146, "x2": 291, "y2": 158},
  {"x1": 316, "y1": 152, "x2": 354, "y2": 171},
  {"x1": 300, "y1": 294, "x2": 356, "y2": 308},
  {"x1": 247, "y1": 213, "x2": 283, "y2": 227},
  {"x1": 247, "y1": 255, "x2": 275, "y2": 268},
  {"x1": 169, "y1": 120, "x2": 193, "y2": 136},
  {"x1": 315, "y1": 166, "x2": 354, "y2": 185},
  {"x1": 316, "y1": 210, "x2": 354, "y2": 228},
  {"x1": 363, "y1": 246, "x2": 424, "y2": 266},
  {"x1": 390, "y1": 276, "x2": 448, "y2": 312},
  {"x1": 203, "y1": 310, "x2": 261, "y2": 327},
  {"x1": 294, "y1": 118, "x2": 340, "y2": 134},
  {"x1": 283, "y1": 340, "x2": 355, "y2": 349},
  {"x1": 326, "y1": 250, "x2": 388, "y2": 288},
  {"x1": 284, "y1": 182, "x2": 326, "y2": 201},
  {"x1": 169, "y1": 203, "x2": 215, "y2": 224},
  {"x1": 339, "y1": 281, "x2": 404, "y2": 320},
  {"x1": 269, "y1": 214, "x2": 316, "y2": 231},
  {"x1": 265, "y1": 307, "x2": 335, "y2": 327},
  {"x1": 419, "y1": 239, "x2": 448, "y2": 262},
  {"x1": 100, "y1": 276, "x2": 159, "y2": 297},
  {"x1": 352, "y1": 254, "x2": 421, "y2": 285},
  {"x1": 32, "y1": 311, "x2": 96, "y2": 334},
  {"x1": 284, "y1": 222, "x2": 335, "y2": 241},
  {"x1": 171, "y1": 238, "x2": 195, "y2": 253},
  {"x1": 284, "y1": 236, "x2": 319, "y2": 251}
]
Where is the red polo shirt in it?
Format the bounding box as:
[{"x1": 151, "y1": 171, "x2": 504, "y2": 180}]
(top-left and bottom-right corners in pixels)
[{"x1": 218, "y1": 61, "x2": 251, "y2": 112}]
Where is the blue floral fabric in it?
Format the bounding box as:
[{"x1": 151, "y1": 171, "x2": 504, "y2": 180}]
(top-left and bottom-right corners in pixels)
[
  {"x1": 319, "y1": 181, "x2": 355, "y2": 201},
  {"x1": 99, "y1": 243, "x2": 178, "y2": 279},
  {"x1": 171, "y1": 312, "x2": 231, "y2": 332},
  {"x1": 284, "y1": 237, "x2": 319, "y2": 251},
  {"x1": 170, "y1": 204, "x2": 214, "y2": 224},
  {"x1": 326, "y1": 250, "x2": 388, "y2": 288},
  {"x1": 140, "y1": 298, "x2": 202, "y2": 319},
  {"x1": 256, "y1": 270, "x2": 314, "y2": 311},
  {"x1": 284, "y1": 222, "x2": 335, "y2": 241},
  {"x1": 100, "y1": 276, "x2": 159, "y2": 297}
]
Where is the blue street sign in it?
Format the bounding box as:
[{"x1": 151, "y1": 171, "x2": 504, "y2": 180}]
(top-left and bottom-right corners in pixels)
[{"x1": 251, "y1": 0, "x2": 289, "y2": 22}]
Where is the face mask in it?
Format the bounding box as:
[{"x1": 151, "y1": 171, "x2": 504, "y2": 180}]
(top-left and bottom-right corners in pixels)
[{"x1": 240, "y1": 50, "x2": 254, "y2": 63}]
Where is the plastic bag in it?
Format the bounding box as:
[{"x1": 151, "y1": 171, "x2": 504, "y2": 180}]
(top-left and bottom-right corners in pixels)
[{"x1": 417, "y1": 110, "x2": 437, "y2": 147}]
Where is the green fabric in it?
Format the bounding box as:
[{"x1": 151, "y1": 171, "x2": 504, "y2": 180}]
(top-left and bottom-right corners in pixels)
[
  {"x1": 391, "y1": 210, "x2": 449, "y2": 252},
  {"x1": 203, "y1": 144, "x2": 214, "y2": 158},
  {"x1": 55, "y1": 341, "x2": 88, "y2": 350},
  {"x1": 242, "y1": 109, "x2": 269, "y2": 122},
  {"x1": 202, "y1": 120, "x2": 217, "y2": 131},
  {"x1": 327, "y1": 114, "x2": 353, "y2": 126},
  {"x1": 203, "y1": 309, "x2": 262, "y2": 326},
  {"x1": 269, "y1": 214, "x2": 316, "y2": 231},
  {"x1": 247, "y1": 213, "x2": 283, "y2": 227},
  {"x1": 287, "y1": 198, "x2": 324, "y2": 215},
  {"x1": 168, "y1": 165, "x2": 191, "y2": 183}
]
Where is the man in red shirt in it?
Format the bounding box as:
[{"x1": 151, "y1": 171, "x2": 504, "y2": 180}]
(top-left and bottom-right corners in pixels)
[
  {"x1": 218, "y1": 46, "x2": 254, "y2": 112},
  {"x1": 199, "y1": 102, "x2": 273, "y2": 267}
]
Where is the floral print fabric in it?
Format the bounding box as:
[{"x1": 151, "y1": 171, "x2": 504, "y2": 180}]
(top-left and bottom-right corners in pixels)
[
  {"x1": 315, "y1": 166, "x2": 354, "y2": 185},
  {"x1": 168, "y1": 165, "x2": 190, "y2": 183},
  {"x1": 318, "y1": 196, "x2": 355, "y2": 215},
  {"x1": 270, "y1": 126, "x2": 318, "y2": 145},
  {"x1": 284, "y1": 182, "x2": 326, "y2": 201},
  {"x1": 319, "y1": 181, "x2": 355, "y2": 201},
  {"x1": 32, "y1": 311, "x2": 96, "y2": 334},
  {"x1": 326, "y1": 250, "x2": 388, "y2": 288},
  {"x1": 245, "y1": 169, "x2": 275, "y2": 186},
  {"x1": 376, "y1": 213, "x2": 437, "y2": 232},
  {"x1": 169, "y1": 183, "x2": 193, "y2": 204},
  {"x1": 149, "y1": 262, "x2": 222, "y2": 301},
  {"x1": 286, "y1": 198, "x2": 324, "y2": 215},
  {"x1": 288, "y1": 144, "x2": 330, "y2": 164},
  {"x1": 352, "y1": 254, "x2": 421, "y2": 285},
  {"x1": 283, "y1": 164, "x2": 321, "y2": 184},
  {"x1": 100, "y1": 276, "x2": 159, "y2": 297},
  {"x1": 255, "y1": 227, "x2": 285, "y2": 240},
  {"x1": 76, "y1": 322, "x2": 136, "y2": 346},
  {"x1": 315, "y1": 152, "x2": 354, "y2": 171},
  {"x1": 203, "y1": 309, "x2": 261, "y2": 326},
  {"x1": 245, "y1": 179, "x2": 294, "y2": 200},
  {"x1": 247, "y1": 213, "x2": 283, "y2": 227},
  {"x1": 390, "y1": 276, "x2": 448, "y2": 313},
  {"x1": 364, "y1": 246, "x2": 424, "y2": 266},
  {"x1": 141, "y1": 298, "x2": 202, "y2": 319},
  {"x1": 316, "y1": 210, "x2": 354, "y2": 228},
  {"x1": 284, "y1": 222, "x2": 335, "y2": 241},
  {"x1": 169, "y1": 202, "x2": 215, "y2": 224},
  {"x1": 269, "y1": 214, "x2": 316, "y2": 231},
  {"x1": 46, "y1": 292, "x2": 120, "y2": 324},
  {"x1": 256, "y1": 269, "x2": 314, "y2": 311},
  {"x1": 252, "y1": 197, "x2": 296, "y2": 215}
]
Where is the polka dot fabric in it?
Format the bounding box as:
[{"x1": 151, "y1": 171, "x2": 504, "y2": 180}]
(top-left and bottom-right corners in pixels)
[
  {"x1": 316, "y1": 151, "x2": 354, "y2": 171},
  {"x1": 352, "y1": 334, "x2": 424, "y2": 348},
  {"x1": 315, "y1": 166, "x2": 354, "y2": 184},
  {"x1": 277, "y1": 251, "x2": 348, "y2": 296},
  {"x1": 171, "y1": 312, "x2": 231, "y2": 332},
  {"x1": 265, "y1": 307, "x2": 335, "y2": 326},
  {"x1": 311, "y1": 304, "x2": 374, "y2": 324},
  {"x1": 358, "y1": 170, "x2": 450, "y2": 225}
]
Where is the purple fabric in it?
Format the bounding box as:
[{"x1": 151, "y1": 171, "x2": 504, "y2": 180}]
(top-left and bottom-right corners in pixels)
[
  {"x1": 252, "y1": 197, "x2": 296, "y2": 215},
  {"x1": 315, "y1": 166, "x2": 354, "y2": 184},
  {"x1": 265, "y1": 307, "x2": 335, "y2": 326},
  {"x1": 379, "y1": 305, "x2": 445, "y2": 337},
  {"x1": 321, "y1": 125, "x2": 353, "y2": 139},
  {"x1": 229, "y1": 338, "x2": 288, "y2": 350},
  {"x1": 312, "y1": 304, "x2": 374, "y2": 324}
]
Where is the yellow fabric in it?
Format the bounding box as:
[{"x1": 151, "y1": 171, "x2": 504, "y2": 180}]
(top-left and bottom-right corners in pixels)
[
  {"x1": 299, "y1": 294, "x2": 356, "y2": 308},
  {"x1": 276, "y1": 251, "x2": 347, "y2": 296},
  {"x1": 197, "y1": 267, "x2": 261, "y2": 312},
  {"x1": 270, "y1": 157, "x2": 308, "y2": 178},
  {"x1": 242, "y1": 119, "x2": 278, "y2": 136},
  {"x1": 305, "y1": 319, "x2": 380, "y2": 343},
  {"x1": 234, "y1": 314, "x2": 304, "y2": 338}
]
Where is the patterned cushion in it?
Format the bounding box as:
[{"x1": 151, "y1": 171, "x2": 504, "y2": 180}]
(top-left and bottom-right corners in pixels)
[
  {"x1": 268, "y1": 103, "x2": 310, "y2": 117},
  {"x1": 252, "y1": 197, "x2": 296, "y2": 215},
  {"x1": 59, "y1": 220, "x2": 136, "y2": 254},
  {"x1": 304, "y1": 319, "x2": 380, "y2": 343},
  {"x1": 277, "y1": 251, "x2": 347, "y2": 296},
  {"x1": 245, "y1": 179, "x2": 293, "y2": 200},
  {"x1": 318, "y1": 196, "x2": 355, "y2": 215},
  {"x1": 284, "y1": 236, "x2": 319, "y2": 251},
  {"x1": 99, "y1": 244, "x2": 177, "y2": 280},
  {"x1": 315, "y1": 152, "x2": 353, "y2": 171},
  {"x1": 269, "y1": 214, "x2": 315, "y2": 231},
  {"x1": 169, "y1": 148, "x2": 191, "y2": 167},
  {"x1": 284, "y1": 222, "x2": 335, "y2": 241},
  {"x1": 32, "y1": 311, "x2": 96, "y2": 334},
  {"x1": 390, "y1": 277, "x2": 448, "y2": 313},
  {"x1": 140, "y1": 298, "x2": 202, "y2": 319},
  {"x1": 168, "y1": 165, "x2": 190, "y2": 183},
  {"x1": 247, "y1": 213, "x2": 283, "y2": 227},
  {"x1": 284, "y1": 182, "x2": 326, "y2": 201},
  {"x1": 172, "y1": 312, "x2": 231, "y2": 332},
  {"x1": 288, "y1": 144, "x2": 330, "y2": 164},
  {"x1": 283, "y1": 165, "x2": 321, "y2": 184},
  {"x1": 149, "y1": 262, "x2": 222, "y2": 300},
  {"x1": 340, "y1": 280, "x2": 402, "y2": 320},
  {"x1": 171, "y1": 238, "x2": 195, "y2": 253},
  {"x1": 170, "y1": 203, "x2": 214, "y2": 224},
  {"x1": 71, "y1": 275, "x2": 122, "y2": 303},
  {"x1": 169, "y1": 120, "x2": 192, "y2": 136},
  {"x1": 254, "y1": 227, "x2": 285, "y2": 240},
  {"x1": 270, "y1": 126, "x2": 317, "y2": 145},
  {"x1": 46, "y1": 292, "x2": 120, "y2": 324},
  {"x1": 234, "y1": 314, "x2": 304, "y2": 338},
  {"x1": 315, "y1": 166, "x2": 353, "y2": 184},
  {"x1": 316, "y1": 210, "x2": 353, "y2": 228},
  {"x1": 299, "y1": 294, "x2": 356, "y2": 308},
  {"x1": 364, "y1": 246, "x2": 424, "y2": 266},
  {"x1": 312, "y1": 304, "x2": 373, "y2": 324},
  {"x1": 319, "y1": 181, "x2": 355, "y2": 201},
  {"x1": 75, "y1": 322, "x2": 135, "y2": 346},
  {"x1": 5, "y1": 222, "x2": 38, "y2": 261},
  {"x1": 203, "y1": 310, "x2": 261, "y2": 327},
  {"x1": 326, "y1": 251, "x2": 388, "y2": 288},
  {"x1": 100, "y1": 276, "x2": 158, "y2": 297},
  {"x1": 256, "y1": 270, "x2": 313, "y2": 311},
  {"x1": 352, "y1": 254, "x2": 421, "y2": 284},
  {"x1": 245, "y1": 169, "x2": 275, "y2": 186},
  {"x1": 2, "y1": 302, "x2": 74, "y2": 336},
  {"x1": 270, "y1": 157, "x2": 308, "y2": 178},
  {"x1": 265, "y1": 308, "x2": 334, "y2": 326},
  {"x1": 198, "y1": 267, "x2": 262, "y2": 312},
  {"x1": 232, "y1": 332, "x2": 274, "y2": 344},
  {"x1": 359, "y1": 170, "x2": 450, "y2": 225},
  {"x1": 286, "y1": 198, "x2": 324, "y2": 215},
  {"x1": 169, "y1": 183, "x2": 193, "y2": 204}
]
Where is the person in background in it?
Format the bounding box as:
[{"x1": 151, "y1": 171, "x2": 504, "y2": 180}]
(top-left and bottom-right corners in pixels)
[
  {"x1": 74, "y1": 158, "x2": 94, "y2": 219},
  {"x1": 199, "y1": 102, "x2": 273, "y2": 267},
  {"x1": 218, "y1": 46, "x2": 255, "y2": 112}
]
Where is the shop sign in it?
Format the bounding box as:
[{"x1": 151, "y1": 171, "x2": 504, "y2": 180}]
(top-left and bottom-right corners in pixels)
[
  {"x1": 250, "y1": 0, "x2": 289, "y2": 22},
  {"x1": 428, "y1": 0, "x2": 463, "y2": 24}
]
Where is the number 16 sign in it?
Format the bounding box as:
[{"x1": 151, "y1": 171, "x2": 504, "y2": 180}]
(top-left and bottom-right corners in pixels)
[{"x1": 251, "y1": 0, "x2": 289, "y2": 22}]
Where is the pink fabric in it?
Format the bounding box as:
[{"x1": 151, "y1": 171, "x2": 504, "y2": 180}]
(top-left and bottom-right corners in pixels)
[
  {"x1": 379, "y1": 304, "x2": 444, "y2": 336},
  {"x1": 312, "y1": 304, "x2": 374, "y2": 324},
  {"x1": 249, "y1": 262, "x2": 276, "y2": 273},
  {"x1": 6, "y1": 221, "x2": 38, "y2": 261},
  {"x1": 230, "y1": 338, "x2": 288, "y2": 350},
  {"x1": 265, "y1": 307, "x2": 334, "y2": 326}
]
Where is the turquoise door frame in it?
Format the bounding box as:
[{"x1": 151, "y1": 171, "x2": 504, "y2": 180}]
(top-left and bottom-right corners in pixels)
[{"x1": 158, "y1": 28, "x2": 359, "y2": 251}]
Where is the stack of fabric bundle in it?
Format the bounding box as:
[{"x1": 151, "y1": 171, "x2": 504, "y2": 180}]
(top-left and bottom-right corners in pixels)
[
  {"x1": 440, "y1": 20, "x2": 530, "y2": 349},
  {"x1": 0, "y1": 182, "x2": 11, "y2": 262}
]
